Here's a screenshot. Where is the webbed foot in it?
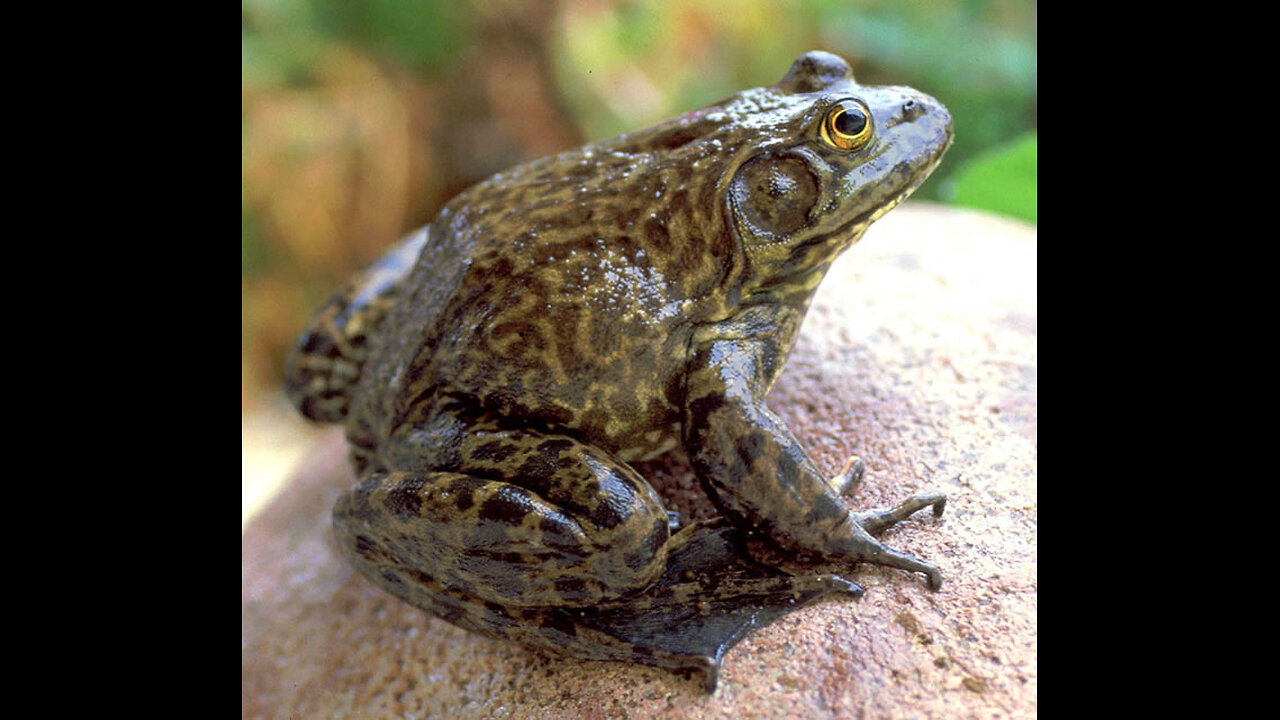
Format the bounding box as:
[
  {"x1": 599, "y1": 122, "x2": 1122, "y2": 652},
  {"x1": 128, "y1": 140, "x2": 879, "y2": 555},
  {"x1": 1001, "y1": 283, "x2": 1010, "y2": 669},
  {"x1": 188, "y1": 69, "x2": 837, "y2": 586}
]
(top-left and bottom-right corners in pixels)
[{"x1": 571, "y1": 520, "x2": 862, "y2": 691}]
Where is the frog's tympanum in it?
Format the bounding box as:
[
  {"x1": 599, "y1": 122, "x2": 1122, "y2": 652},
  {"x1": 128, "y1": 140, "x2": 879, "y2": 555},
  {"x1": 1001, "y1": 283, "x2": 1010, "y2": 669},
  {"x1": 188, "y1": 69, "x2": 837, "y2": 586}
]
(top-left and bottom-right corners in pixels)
[{"x1": 285, "y1": 51, "x2": 953, "y2": 691}]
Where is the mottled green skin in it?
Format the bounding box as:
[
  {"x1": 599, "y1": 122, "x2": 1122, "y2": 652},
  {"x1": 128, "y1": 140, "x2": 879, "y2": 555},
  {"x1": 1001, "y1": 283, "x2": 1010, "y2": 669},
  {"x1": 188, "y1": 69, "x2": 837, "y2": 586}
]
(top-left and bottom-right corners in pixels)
[{"x1": 285, "y1": 51, "x2": 953, "y2": 690}]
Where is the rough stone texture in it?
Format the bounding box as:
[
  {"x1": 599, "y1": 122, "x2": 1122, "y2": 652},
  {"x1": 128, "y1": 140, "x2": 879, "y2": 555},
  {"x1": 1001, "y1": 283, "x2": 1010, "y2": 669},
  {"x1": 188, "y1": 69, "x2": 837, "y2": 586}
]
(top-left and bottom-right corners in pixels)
[{"x1": 242, "y1": 203, "x2": 1037, "y2": 719}]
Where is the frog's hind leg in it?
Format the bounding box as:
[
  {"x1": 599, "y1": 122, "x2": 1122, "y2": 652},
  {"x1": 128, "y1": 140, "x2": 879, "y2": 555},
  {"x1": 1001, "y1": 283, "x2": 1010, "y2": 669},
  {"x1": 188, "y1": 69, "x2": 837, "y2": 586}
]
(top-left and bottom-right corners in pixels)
[
  {"x1": 332, "y1": 430, "x2": 685, "y2": 671},
  {"x1": 333, "y1": 426, "x2": 857, "y2": 691},
  {"x1": 331, "y1": 478, "x2": 670, "y2": 669},
  {"x1": 352, "y1": 516, "x2": 865, "y2": 693},
  {"x1": 333, "y1": 462, "x2": 671, "y2": 612},
  {"x1": 565, "y1": 495, "x2": 947, "y2": 689},
  {"x1": 283, "y1": 228, "x2": 428, "y2": 422},
  {"x1": 562, "y1": 519, "x2": 862, "y2": 690}
]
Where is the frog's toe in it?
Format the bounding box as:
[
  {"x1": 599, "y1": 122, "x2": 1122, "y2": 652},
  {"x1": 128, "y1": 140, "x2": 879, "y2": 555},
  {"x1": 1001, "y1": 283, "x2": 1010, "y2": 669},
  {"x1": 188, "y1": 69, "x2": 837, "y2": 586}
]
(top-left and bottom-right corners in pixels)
[
  {"x1": 926, "y1": 567, "x2": 943, "y2": 591},
  {"x1": 854, "y1": 490, "x2": 947, "y2": 535},
  {"x1": 829, "y1": 456, "x2": 867, "y2": 496},
  {"x1": 823, "y1": 574, "x2": 865, "y2": 598},
  {"x1": 666, "y1": 509, "x2": 683, "y2": 530},
  {"x1": 865, "y1": 544, "x2": 943, "y2": 591}
]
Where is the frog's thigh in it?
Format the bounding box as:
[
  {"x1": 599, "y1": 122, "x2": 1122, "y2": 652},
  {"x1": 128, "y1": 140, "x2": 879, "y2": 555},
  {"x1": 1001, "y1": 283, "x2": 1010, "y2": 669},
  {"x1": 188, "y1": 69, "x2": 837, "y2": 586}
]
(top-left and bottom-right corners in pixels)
[
  {"x1": 284, "y1": 228, "x2": 427, "y2": 423},
  {"x1": 334, "y1": 438, "x2": 669, "y2": 608}
]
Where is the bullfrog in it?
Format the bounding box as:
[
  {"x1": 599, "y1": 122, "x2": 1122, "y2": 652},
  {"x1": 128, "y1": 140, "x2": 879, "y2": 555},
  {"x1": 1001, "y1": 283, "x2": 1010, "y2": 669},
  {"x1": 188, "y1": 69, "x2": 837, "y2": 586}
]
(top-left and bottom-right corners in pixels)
[{"x1": 285, "y1": 51, "x2": 954, "y2": 691}]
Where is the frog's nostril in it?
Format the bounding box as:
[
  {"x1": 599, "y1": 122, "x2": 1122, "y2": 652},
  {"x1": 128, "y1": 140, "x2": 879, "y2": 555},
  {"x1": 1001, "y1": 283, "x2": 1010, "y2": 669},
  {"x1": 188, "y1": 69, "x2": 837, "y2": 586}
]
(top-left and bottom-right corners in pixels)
[{"x1": 901, "y1": 99, "x2": 923, "y2": 122}]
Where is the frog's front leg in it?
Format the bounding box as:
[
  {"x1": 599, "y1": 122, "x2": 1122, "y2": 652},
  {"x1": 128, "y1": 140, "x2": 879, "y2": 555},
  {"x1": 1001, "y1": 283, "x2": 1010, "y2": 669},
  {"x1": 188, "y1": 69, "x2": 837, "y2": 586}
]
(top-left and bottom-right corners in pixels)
[{"x1": 683, "y1": 337, "x2": 945, "y2": 589}]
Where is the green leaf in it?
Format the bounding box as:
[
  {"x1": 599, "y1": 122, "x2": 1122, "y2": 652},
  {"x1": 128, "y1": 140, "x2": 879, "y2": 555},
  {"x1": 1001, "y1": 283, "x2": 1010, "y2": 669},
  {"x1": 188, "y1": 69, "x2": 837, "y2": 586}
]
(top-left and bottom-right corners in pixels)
[{"x1": 945, "y1": 131, "x2": 1037, "y2": 224}]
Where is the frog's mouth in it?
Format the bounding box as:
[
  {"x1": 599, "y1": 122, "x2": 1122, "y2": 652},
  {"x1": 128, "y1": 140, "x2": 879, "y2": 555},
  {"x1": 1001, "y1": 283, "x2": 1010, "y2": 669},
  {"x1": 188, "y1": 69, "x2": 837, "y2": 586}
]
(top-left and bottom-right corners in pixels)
[
  {"x1": 731, "y1": 134, "x2": 949, "y2": 301},
  {"x1": 845, "y1": 146, "x2": 948, "y2": 230},
  {"x1": 730, "y1": 107, "x2": 952, "y2": 286},
  {"x1": 787, "y1": 136, "x2": 950, "y2": 260}
]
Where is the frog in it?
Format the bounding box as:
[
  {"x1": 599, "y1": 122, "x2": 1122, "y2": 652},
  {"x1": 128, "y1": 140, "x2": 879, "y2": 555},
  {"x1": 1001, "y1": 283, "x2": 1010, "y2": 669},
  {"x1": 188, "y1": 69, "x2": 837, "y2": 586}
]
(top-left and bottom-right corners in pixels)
[{"x1": 284, "y1": 50, "x2": 954, "y2": 692}]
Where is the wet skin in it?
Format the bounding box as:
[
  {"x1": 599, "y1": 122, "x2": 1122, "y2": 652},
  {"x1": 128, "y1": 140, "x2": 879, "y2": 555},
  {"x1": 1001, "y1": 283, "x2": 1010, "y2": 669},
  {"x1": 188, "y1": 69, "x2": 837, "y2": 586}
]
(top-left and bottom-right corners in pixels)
[{"x1": 285, "y1": 51, "x2": 954, "y2": 691}]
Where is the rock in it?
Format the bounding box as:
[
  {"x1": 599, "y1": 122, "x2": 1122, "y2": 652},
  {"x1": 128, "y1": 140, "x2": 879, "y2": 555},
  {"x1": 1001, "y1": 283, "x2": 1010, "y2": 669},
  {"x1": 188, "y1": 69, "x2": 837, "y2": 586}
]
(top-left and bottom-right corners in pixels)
[{"x1": 242, "y1": 202, "x2": 1037, "y2": 719}]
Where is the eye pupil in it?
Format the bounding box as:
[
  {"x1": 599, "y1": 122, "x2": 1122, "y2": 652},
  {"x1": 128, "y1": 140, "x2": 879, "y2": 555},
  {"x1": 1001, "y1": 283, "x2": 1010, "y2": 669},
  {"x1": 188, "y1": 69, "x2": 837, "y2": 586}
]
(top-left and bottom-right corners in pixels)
[{"x1": 834, "y1": 108, "x2": 867, "y2": 136}]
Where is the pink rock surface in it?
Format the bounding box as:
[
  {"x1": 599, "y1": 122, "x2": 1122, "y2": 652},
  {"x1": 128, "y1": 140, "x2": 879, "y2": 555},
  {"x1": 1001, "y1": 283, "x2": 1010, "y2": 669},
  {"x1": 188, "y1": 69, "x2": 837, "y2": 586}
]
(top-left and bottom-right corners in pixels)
[{"x1": 243, "y1": 203, "x2": 1037, "y2": 719}]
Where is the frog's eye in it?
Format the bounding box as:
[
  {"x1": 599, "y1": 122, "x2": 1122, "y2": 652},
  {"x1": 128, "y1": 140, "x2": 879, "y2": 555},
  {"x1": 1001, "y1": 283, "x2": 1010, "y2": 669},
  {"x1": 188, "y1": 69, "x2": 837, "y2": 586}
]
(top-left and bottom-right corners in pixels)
[{"x1": 820, "y1": 100, "x2": 873, "y2": 152}]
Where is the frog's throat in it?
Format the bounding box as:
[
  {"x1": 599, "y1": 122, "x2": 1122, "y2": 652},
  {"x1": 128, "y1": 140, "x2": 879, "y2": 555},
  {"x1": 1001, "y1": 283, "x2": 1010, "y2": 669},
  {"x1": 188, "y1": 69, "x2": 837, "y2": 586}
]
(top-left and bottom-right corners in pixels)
[{"x1": 741, "y1": 135, "x2": 948, "y2": 283}]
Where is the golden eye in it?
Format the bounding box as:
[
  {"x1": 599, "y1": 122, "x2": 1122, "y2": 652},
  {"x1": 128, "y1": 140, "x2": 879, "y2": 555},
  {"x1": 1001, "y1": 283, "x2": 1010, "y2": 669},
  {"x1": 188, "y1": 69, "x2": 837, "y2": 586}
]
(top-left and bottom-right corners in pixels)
[{"x1": 820, "y1": 100, "x2": 873, "y2": 151}]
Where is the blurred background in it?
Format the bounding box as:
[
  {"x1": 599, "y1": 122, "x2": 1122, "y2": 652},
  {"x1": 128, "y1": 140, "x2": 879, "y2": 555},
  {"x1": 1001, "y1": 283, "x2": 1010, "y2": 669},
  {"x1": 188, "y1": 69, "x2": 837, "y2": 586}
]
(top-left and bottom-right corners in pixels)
[{"x1": 242, "y1": 0, "x2": 1037, "y2": 528}]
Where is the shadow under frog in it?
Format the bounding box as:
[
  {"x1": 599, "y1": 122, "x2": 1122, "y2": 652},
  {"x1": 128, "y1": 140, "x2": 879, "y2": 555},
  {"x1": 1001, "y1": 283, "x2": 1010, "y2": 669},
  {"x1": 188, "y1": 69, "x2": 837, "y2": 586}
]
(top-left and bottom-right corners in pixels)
[{"x1": 285, "y1": 51, "x2": 953, "y2": 692}]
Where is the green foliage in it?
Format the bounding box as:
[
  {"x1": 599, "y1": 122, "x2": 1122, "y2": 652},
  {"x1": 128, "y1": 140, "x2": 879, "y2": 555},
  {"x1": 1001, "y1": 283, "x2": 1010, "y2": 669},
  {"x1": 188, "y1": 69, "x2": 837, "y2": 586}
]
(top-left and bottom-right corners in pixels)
[
  {"x1": 243, "y1": 0, "x2": 468, "y2": 77},
  {"x1": 309, "y1": 0, "x2": 469, "y2": 73},
  {"x1": 810, "y1": 0, "x2": 1037, "y2": 203},
  {"x1": 945, "y1": 132, "x2": 1037, "y2": 224}
]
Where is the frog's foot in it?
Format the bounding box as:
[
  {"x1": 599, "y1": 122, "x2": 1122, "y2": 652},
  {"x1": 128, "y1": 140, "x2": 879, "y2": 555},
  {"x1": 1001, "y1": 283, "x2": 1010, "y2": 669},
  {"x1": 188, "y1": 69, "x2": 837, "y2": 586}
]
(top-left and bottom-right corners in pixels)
[
  {"x1": 573, "y1": 521, "x2": 862, "y2": 692},
  {"x1": 840, "y1": 491, "x2": 947, "y2": 590}
]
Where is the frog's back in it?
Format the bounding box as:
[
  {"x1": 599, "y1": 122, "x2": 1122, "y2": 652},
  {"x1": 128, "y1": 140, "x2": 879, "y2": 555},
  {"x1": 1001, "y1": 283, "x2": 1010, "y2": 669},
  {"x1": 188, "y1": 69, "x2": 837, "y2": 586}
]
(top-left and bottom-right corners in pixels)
[{"x1": 350, "y1": 130, "x2": 748, "y2": 458}]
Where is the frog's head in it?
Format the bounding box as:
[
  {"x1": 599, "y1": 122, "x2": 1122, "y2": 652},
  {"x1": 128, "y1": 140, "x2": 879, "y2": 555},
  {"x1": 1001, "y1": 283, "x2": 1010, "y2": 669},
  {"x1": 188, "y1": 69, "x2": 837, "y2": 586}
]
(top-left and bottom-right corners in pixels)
[{"x1": 717, "y1": 51, "x2": 953, "y2": 303}]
